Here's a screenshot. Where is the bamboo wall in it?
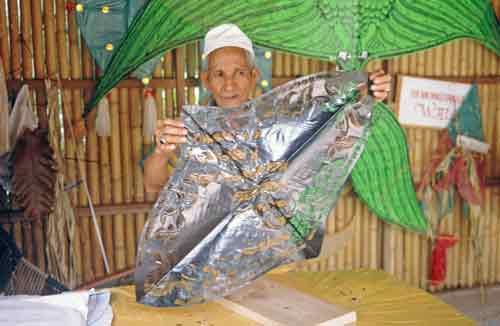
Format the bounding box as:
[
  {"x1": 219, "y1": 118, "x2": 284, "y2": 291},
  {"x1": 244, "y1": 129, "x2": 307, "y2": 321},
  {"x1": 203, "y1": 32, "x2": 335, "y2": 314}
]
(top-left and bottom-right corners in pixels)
[{"x1": 1, "y1": 0, "x2": 499, "y2": 290}]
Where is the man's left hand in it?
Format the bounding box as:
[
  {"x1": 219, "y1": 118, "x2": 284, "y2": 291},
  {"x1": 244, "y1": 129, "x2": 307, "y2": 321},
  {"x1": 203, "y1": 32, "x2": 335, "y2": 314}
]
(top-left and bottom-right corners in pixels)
[{"x1": 369, "y1": 70, "x2": 392, "y2": 102}]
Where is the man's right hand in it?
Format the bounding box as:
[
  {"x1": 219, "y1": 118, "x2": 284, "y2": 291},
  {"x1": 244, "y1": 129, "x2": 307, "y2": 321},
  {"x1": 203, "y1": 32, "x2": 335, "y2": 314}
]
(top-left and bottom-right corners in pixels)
[{"x1": 154, "y1": 119, "x2": 188, "y2": 154}]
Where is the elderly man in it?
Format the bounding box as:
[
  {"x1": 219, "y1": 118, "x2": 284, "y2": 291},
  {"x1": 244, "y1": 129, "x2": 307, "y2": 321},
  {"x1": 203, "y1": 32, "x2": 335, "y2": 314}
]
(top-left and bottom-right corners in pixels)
[{"x1": 144, "y1": 24, "x2": 391, "y2": 194}]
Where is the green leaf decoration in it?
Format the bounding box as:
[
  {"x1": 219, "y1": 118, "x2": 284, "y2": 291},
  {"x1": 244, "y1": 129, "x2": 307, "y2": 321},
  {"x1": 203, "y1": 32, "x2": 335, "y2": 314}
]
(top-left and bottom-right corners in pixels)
[
  {"x1": 84, "y1": 0, "x2": 500, "y2": 115},
  {"x1": 351, "y1": 102, "x2": 428, "y2": 233}
]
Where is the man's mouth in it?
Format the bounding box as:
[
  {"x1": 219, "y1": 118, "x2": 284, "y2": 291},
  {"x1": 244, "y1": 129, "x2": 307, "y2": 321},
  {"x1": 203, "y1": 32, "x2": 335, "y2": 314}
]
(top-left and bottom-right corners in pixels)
[{"x1": 222, "y1": 95, "x2": 239, "y2": 101}]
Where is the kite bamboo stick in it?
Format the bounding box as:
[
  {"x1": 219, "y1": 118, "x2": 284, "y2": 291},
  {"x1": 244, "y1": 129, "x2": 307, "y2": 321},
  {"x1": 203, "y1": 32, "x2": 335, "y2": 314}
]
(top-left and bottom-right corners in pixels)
[{"x1": 0, "y1": 0, "x2": 9, "y2": 76}]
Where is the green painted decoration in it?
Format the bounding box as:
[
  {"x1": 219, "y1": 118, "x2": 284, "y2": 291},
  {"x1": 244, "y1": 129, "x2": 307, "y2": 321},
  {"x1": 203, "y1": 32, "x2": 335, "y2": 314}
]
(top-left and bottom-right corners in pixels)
[{"x1": 84, "y1": 0, "x2": 500, "y2": 115}]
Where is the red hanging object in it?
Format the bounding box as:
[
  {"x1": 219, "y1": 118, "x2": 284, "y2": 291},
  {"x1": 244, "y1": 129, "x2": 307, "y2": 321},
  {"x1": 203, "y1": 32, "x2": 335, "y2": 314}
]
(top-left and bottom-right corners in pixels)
[
  {"x1": 65, "y1": 2, "x2": 76, "y2": 11},
  {"x1": 429, "y1": 234, "x2": 459, "y2": 286}
]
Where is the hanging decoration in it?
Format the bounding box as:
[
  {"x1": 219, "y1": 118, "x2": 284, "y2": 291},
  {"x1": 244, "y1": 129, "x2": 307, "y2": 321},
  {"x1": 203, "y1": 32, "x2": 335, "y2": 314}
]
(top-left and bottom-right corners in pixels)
[
  {"x1": 95, "y1": 96, "x2": 111, "y2": 137},
  {"x1": 142, "y1": 88, "x2": 157, "y2": 139},
  {"x1": 45, "y1": 81, "x2": 80, "y2": 288},
  {"x1": 8, "y1": 85, "x2": 38, "y2": 147},
  {"x1": 417, "y1": 85, "x2": 487, "y2": 286},
  {"x1": 9, "y1": 86, "x2": 57, "y2": 222},
  {"x1": 70, "y1": 0, "x2": 162, "y2": 80}
]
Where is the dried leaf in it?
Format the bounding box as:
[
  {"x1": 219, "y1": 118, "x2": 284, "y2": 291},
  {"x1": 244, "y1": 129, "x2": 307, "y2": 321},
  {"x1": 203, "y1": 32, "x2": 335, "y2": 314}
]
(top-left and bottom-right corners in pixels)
[{"x1": 11, "y1": 128, "x2": 57, "y2": 221}]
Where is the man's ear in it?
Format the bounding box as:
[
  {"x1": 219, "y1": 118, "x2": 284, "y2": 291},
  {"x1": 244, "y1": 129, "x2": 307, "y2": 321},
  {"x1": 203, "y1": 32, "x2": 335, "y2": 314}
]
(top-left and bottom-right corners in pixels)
[
  {"x1": 251, "y1": 68, "x2": 261, "y2": 81},
  {"x1": 200, "y1": 71, "x2": 209, "y2": 90}
]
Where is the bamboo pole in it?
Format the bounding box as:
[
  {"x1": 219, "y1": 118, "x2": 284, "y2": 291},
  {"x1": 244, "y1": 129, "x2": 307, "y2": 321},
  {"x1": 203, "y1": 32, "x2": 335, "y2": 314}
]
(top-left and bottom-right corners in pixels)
[
  {"x1": 98, "y1": 103, "x2": 115, "y2": 274},
  {"x1": 117, "y1": 86, "x2": 135, "y2": 269},
  {"x1": 8, "y1": 0, "x2": 21, "y2": 79},
  {"x1": 174, "y1": 47, "x2": 185, "y2": 116},
  {"x1": 283, "y1": 53, "x2": 291, "y2": 77},
  {"x1": 186, "y1": 43, "x2": 197, "y2": 104},
  {"x1": 488, "y1": 86, "x2": 499, "y2": 284},
  {"x1": 43, "y1": 0, "x2": 57, "y2": 80},
  {"x1": 495, "y1": 83, "x2": 500, "y2": 283},
  {"x1": 292, "y1": 54, "x2": 300, "y2": 77},
  {"x1": 55, "y1": 0, "x2": 82, "y2": 285},
  {"x1": 0, "y1": 0, "x2": 10, "y2": 76},
  {"x1": 107, "y1": 89, "x2": 126, "y2": 272},
  {"x1": 273, "y1": 51, "x2": 282, "y2": 77},
  {"x1": 344, "y1": 193, "x2": 353, "y2": 270},
  {"x1": 130, "y1": 87, "x2": 146, "y2": 242},
  {"x1": 352, "y1": 196, "x2": 361, "y2": 269},
  {"x1": 163, "y1": 51, "x2": 176, "y2": 118},
  {"x1": 67, "y1": 5, "x2": 94, "y2": 283},
  {"x1": 335, "y1": 196, "x2": 346, "y2": 271},
  {"x1": 481, "y1": 84, "x2": 492, "y2": 286},
  {"x1": 82, "y1": 41, "x2": 104, "y2": 278}
]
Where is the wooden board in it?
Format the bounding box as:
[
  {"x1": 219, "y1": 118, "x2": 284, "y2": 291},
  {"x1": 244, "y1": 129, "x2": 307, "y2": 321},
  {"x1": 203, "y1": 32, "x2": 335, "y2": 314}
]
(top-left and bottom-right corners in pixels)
[{"x1": 217, "y1": 277, "x2": 356, "y2": 326}]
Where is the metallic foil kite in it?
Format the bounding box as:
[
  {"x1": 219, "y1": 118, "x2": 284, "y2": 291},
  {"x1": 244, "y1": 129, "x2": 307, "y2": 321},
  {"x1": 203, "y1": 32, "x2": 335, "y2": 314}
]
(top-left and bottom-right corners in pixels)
[{"x1": 135, "y1": 71, "x2": 374, "y2": 306}]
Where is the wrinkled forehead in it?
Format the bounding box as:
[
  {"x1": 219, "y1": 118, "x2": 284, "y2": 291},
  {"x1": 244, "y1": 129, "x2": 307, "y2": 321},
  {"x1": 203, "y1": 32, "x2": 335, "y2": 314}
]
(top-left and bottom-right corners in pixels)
[{"x1": 205, "y1": 47, "x2": 252, "y2": 70}]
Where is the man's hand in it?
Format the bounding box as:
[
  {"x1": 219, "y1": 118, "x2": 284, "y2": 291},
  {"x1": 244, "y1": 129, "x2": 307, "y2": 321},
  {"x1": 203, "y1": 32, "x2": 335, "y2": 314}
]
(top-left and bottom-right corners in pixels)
[
  {"x1": 154, "y1": 119, "x2": 188, "y2": 154},
  {"x1": 368, "y1": 70, "x2": 392, "y2": 102}
]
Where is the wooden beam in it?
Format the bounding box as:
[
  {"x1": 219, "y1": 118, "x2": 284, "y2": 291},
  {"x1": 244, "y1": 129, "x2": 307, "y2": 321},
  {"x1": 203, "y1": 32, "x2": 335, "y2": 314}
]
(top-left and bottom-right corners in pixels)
[
  {"x1": 6, "y1": 77, "x2": 199, "y2": 92},
  {"x1": 74, "y1": 202, "x2": 154, "y2": 217}
]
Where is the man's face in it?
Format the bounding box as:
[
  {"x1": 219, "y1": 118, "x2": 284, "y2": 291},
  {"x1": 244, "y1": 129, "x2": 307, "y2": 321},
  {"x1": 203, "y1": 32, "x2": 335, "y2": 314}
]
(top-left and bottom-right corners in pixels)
[{"x1": 201, "y1": 47, "x2": 260, "y2": 108}]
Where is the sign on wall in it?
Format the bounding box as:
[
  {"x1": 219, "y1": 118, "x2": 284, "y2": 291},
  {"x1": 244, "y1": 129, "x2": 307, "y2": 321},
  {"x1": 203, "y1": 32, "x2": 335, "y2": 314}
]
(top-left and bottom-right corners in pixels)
[{"x1": 398, "y1": 76, "x2": 471, "y2": 128}]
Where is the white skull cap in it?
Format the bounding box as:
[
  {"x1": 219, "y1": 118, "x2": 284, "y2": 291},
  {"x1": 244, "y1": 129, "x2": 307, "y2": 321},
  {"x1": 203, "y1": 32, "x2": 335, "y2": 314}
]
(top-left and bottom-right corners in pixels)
[{"x1": 202, "y1": 24, "x2": 254, "y2": 60}]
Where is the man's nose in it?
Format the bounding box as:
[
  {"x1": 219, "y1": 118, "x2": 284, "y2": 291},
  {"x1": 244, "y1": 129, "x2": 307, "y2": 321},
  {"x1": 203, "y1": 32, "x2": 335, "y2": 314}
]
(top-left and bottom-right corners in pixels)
[{"x1": 223, "y1": 76, "x2": 235, "y2": 90}]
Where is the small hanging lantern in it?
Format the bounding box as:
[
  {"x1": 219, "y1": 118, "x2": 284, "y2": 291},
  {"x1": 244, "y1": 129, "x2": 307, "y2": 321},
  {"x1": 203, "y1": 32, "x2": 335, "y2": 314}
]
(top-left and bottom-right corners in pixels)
[
  {"x1": 143, "y1": 88, "x2": 157, "y2": 139},
  {"x1": 105, "y1": 43, "x2": 114, "y2": 51},
  {"x1": 76, "y1": 3, "x2": 84, "y2": 12},
  {"x1": 101, "y1": 5, "x2": 110, "y2": 13}
]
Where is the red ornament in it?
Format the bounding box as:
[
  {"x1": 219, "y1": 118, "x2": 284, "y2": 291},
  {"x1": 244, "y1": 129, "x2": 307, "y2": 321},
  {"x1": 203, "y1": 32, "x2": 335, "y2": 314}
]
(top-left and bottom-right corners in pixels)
[
  {"x1": 429, "y1": 234, "x2": 459, "y2": 286},
  {"x1": 65, "y1": 2, "x2": 76, "y2": 11}
]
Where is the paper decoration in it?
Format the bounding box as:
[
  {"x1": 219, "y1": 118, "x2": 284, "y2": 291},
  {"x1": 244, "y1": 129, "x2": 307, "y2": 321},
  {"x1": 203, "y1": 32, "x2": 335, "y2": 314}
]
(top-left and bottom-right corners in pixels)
[{"x1": 398, "y1": 76, "x2": 471, "y2": 128}]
